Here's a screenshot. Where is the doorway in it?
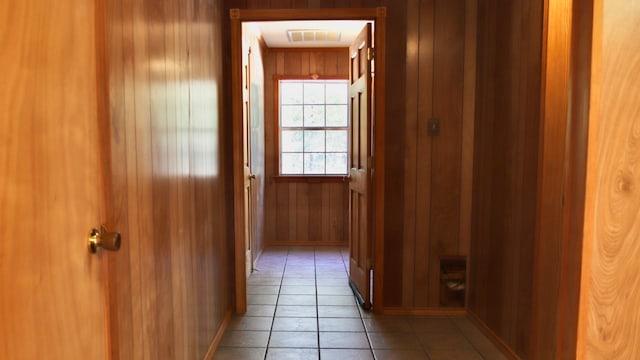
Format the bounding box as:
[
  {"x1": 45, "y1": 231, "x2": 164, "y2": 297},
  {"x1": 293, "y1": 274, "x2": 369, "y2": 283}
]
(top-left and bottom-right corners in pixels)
[{"x1": 230, "y1": 7, "x2": 387, "y2": 314}]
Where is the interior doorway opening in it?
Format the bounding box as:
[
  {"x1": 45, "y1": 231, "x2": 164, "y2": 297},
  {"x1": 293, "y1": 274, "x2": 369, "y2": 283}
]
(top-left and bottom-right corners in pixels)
[{"x1": 230, "y1": 7, "x2": 387, "y2": 315}]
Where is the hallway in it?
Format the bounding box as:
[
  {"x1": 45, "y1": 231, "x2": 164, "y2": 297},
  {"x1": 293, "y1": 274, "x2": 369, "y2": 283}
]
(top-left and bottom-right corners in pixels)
[{"x1": 214, "y1": 247, "x2": 506, "y2": 359}]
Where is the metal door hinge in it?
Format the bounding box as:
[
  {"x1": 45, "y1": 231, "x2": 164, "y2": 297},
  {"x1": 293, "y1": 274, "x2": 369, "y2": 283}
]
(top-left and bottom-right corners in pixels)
[{"x1": 368, "y1": 48, "x2": 375, "y2": 61}]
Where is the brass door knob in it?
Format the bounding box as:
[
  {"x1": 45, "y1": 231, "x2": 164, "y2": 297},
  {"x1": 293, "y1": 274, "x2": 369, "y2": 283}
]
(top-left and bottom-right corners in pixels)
[
  {"x1": 88, "y1": 226, "x2": 122, "y2": 253},
  {"x1": 248, "y1": 173, "x2": 256, "y2": 180}
]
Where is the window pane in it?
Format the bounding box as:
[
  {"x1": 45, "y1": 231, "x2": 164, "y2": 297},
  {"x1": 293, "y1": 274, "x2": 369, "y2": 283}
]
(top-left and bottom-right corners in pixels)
[
  {"x1": 326, "y1": 105, "x2": 348, "y2": 127},
  {"x1": 325, "y1": 83, "x2": 348, "y2": 104},
  {"x1": 304, "y1": 105, "x2": 325, "y2": 127},
  {"x1": 281, "y1": 82, "x2": 303, "y2": 104},
  {"x1": 326, "y1": 130, "x2": 347, "y2": 152},
  {"x1": 304, "y1": 82, "x2": 324, "y2": 104},
  {"x1": 304, "y1": 130, "x2": 325, "y2": 152},
  {"x1": 281, "y1": 130, "x2": 303, "y2": 152},
  {"x1": 278, "y1": 79, "x2": 350, "y2": 176},
  {"x1": 326, "y1": 153, "x2": 348, "y2": 174},
  {"x1": 281, "y1": 105, "x2": 303, "y2": 127},
  {"x1": 304, "y1": 153, "x2": 325, "y2": 174},
  {"x1": 282, "y1": 153, "x2": 303, "y2": 174}
]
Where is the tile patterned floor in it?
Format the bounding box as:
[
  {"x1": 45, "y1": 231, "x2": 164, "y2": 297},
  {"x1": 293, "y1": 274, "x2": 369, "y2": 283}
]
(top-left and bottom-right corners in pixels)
[{"x1": 214, "y1": 247, "x2": 507, "y2": 360}]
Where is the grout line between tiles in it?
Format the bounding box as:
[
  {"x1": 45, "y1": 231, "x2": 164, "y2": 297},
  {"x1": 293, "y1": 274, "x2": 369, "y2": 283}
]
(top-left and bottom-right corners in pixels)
[
  {"x1": 262, "y1": 247, "x2": 289, "y2": 360},
  {"x1": 314, "y1": 247, "x2": 321, "y2": 360}
]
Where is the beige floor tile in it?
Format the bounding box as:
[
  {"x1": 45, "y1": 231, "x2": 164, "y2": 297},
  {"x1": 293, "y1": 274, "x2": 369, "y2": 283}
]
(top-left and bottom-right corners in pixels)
[
  {"x1": 276, "y1": 305, "x2": 317, "y2": 317},
  {"x1": 277, "y1": 294, "x2": 317, "y2": 306},
  {"x1": 219, "y1": 330, "x2": 270, "y2": 348},
  {"x1": 465, "y1": 332, "x2": 504, "y2": 355},
  {"x1": 280, "y1": 285, "x2": 316, "y2": 295},
  {"x1": 368, "y1": 332, "x2": 421, "y2": 350},
  {"x1": 318, "y1": 317, "x2": 365, "y2": 332},
  {"x1": 247, "y1": 294, "x2": 279, "y2": 305},
  {"x1": 213, "y1": 347, "x2": 266, "y2": 360},
  {"x1": 269, "y1": 331, "x2": 319, "y2": 348},
  {"x1": 282, "y1": 278, "x2": 316, "y2": 286},
  {"x1": 266, "y1": 348, "x2": 319, "y2": 360},
  {"x1": 318, "y1": 305, "x2": 360, "y2": 318},
  {"x1": 272, "y1": 317, "x2": 318, "y2": 332},
  {"x1": 316, "y1": 278, "x2": 349, "y2": 286},
  {"x1": 410, "y1": 317, "x2": 458, "y2": 334},
  {"x1": 227, "y1": 316, "x2": 273, "y2": 331},
  {"x1": 417, "y1": 332, "x2": 473, "y2": 351},
  {"x1": 245, "y1": 304, "x2": 276, "y2": 317},
  {"x1": 319, "y1": 332, "x2": 370, "y2": 349},
  {"x1": 320, "y1": 349, "x2": 374, "y2": 360},
  {"x1": 317, "y1": 295, "x2": 357, "y2": 306},
  {"x1": 362, "y1": 317, "x2": 412, "y2": 332},
  {"x1": 247, "y1": 285, "x2": 280, "y2": 295},
  {"x1": 247, "y1": 277, "x2": 281, "y2": 286},
  {"x1": 283, "y1": 272, "x2": 316, "y2": 279},
  {"x1": 317, "y1": 286, "x2": 353, "y2": 296}
]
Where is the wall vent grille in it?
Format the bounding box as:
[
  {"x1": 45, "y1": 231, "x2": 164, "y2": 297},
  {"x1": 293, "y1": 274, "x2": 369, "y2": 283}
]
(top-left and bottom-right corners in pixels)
[{"x1": 287, "y1": 30, "x2": 342, "y2": 42}]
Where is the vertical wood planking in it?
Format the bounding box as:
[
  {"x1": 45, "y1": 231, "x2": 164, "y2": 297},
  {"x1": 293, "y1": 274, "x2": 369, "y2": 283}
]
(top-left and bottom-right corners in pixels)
[
  {"x1": 427, "y1": 0, "x2": 465, "y2": 307},
  {"x1": 402, "y1": 0, "x2": 420, "y2": 308},
  {"x1": 104, "y1": 0, "x2": 233, "y2": 358},
  {"x1": 276, "y1": 185, "x2": 291, "y2": 241},
  {"x1": 412, "y1": 0, "x2": 436, "y2": 308},
  {"x1": 297, "y1": 183, "x2": 310, "y2": 242},
  {"x1": 531, "y1": 0, "x2": 572, "y2": 356},
  {"x1": 459, "y1": 0, "x2": 477, "y2": 259},
  {"x1": 395, "y1": 0, "x2": 468, "y2": 309},
  {"x1": 264, "y1": 52, "x2": 278, "y2": 243},
  {"x1": 469, "y1": 0, "x2": 542, "y2": 356}
]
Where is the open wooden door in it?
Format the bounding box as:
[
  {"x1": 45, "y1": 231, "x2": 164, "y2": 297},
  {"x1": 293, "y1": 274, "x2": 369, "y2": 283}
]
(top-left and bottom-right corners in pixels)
[
  {"x1": 348, "y1": 23, "x2": 374, "y2": 309},
  {"x1": 1, "y1": 1, "x2": 108, "y2": 358},
  {"x1": 243, "y1": 49, "x2": 254, "y2": 279}
]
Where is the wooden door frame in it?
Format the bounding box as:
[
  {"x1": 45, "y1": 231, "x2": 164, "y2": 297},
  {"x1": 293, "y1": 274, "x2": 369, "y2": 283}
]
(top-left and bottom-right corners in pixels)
[
  {"x1": 532, "y1": 0, "x2": 595, "y2": 356},
  {"x1": 230, "y1": 7, "x2": 387, "y2": 313}
]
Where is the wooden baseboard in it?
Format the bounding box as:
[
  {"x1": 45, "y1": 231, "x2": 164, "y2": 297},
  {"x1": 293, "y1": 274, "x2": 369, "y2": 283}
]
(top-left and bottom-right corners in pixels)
[
  {"x1": 382, "y1": 307, "x2": 467, "y2": 316},
  {"x1": 203, "y1": 308, "x2": 232, "y2": 360},
  {"x1": 467, "y1": 310, "x2": 521, "y2": 360},
  {"x1": 265, "y1": 240, "x2": 348, "y2": 247}
]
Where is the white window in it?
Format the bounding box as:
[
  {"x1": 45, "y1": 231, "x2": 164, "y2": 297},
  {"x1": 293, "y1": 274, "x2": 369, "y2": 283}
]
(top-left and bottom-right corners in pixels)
[{"x1": 277, "y1": 79, "x2": 349, "y2": 176}]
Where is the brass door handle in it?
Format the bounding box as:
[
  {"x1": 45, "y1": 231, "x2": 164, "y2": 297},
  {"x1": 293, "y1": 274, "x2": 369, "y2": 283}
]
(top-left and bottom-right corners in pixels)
[
  {"x1": 248, "y1": 173, "x2": 256, "y2": 180},
  {"x1": 88, "y1": 226, "x2": 122, "y2": 253}
]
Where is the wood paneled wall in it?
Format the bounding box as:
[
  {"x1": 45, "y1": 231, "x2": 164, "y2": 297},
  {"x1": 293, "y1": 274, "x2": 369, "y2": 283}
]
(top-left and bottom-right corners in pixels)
[
  {"x1": 389, "y1": 0, "x2": 472, "y2": 309},
  {"x1": 579, "y1": 0, "x2": 640, "y2": 357},
  {"x1": 469, "y1": 0, "x2": 543, "y2": 357},
  {"x1": 263, "y1": 49, "x2": 350, "y2": 245},
  {"x1": 104, "y1": 0, "x2": 232, "y2": 358}
]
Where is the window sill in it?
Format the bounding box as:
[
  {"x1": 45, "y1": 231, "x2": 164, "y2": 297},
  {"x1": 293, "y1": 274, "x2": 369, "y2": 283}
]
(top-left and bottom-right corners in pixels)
[{"x1": 273, "y1": 175, "x2": 349, "y2": 183}]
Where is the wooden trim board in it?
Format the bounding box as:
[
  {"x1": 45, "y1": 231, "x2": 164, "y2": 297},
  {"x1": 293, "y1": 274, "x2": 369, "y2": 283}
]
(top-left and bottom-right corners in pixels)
[{"x1": 230, "y1": 7, "x2": 386, "y2": 314}]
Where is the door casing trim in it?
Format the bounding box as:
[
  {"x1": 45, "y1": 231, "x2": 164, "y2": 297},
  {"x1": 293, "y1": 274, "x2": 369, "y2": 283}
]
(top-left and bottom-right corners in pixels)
[{"x1": 230, "y1": 7, "x2": 386, "y2": 313}]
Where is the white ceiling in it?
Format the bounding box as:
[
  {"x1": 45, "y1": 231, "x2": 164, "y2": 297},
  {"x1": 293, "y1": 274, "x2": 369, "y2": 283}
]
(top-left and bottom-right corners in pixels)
[{"x1": 247, "y1": 21, "x2": 370, "y2": 48}]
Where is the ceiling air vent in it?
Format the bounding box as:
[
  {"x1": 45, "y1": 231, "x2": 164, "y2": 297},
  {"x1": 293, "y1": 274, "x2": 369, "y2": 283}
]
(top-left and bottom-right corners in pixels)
[{"x1": 287, "y1": 30, "x2": 342, "y2": 43}]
